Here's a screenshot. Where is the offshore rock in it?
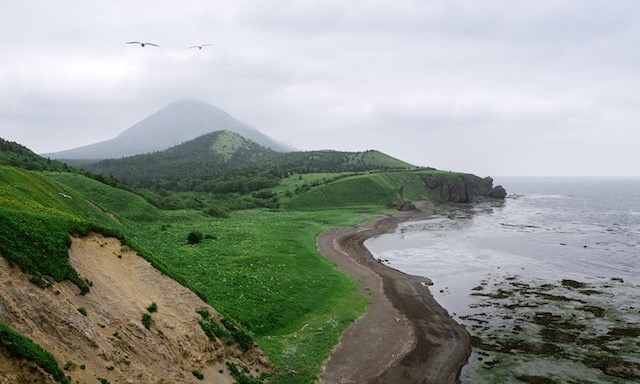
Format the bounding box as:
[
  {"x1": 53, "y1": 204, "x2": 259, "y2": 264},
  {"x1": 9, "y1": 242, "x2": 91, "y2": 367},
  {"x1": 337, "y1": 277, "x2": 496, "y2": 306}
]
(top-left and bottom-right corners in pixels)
[{"x1": 488, "y1": 185, "x2": 507, "y2": 199}]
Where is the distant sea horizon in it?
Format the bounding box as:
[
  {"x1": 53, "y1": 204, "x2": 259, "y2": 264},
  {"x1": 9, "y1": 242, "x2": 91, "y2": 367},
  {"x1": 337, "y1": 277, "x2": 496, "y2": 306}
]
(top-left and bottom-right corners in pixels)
[{"x1": 367, "y1": 176, "x2": 640, "y2": 383}]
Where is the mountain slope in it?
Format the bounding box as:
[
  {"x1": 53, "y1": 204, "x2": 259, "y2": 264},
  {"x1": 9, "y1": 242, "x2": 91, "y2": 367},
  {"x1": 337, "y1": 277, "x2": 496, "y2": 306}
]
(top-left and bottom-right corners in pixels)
[
  {"x1": 46, "y1": 100, "x2": 292, "y2": 159},
  {"x1": 83, "y1": 132, "x2": 417, "y2": 194},
  {"x1": 86, "y1": 130, "x2": 279, "y2": 192}
]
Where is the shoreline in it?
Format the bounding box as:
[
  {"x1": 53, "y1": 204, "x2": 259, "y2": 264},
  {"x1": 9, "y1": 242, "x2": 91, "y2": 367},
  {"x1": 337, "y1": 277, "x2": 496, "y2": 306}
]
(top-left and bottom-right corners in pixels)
[{"x1": 317, "y1": 206, "x2": 471, "y2": 384}]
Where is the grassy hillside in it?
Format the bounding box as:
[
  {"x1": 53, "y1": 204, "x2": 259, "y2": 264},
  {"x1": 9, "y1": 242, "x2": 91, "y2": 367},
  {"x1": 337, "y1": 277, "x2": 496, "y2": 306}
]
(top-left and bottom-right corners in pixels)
[
  {"x1": 0, "y1": 166, "x2": 123, "y2": 292},
  {"x1": 44, "y1": 171, "x2": 163, "y2": 224},
  {"x1": 281, "y1": 170, "x2": 469, "y2": 209}
]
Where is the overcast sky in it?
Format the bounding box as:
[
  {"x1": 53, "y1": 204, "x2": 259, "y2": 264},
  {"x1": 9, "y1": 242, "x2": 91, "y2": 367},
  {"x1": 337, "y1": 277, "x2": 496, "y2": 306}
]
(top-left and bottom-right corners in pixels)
[{"x1": 1, "y1": 0, "x2": 639, "y2": 176}]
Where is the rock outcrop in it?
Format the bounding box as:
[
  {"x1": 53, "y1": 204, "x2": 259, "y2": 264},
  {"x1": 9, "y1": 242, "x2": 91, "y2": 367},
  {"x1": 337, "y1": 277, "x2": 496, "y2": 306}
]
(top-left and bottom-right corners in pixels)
[
  {"x1": 420, "y1": 174, "x2": 506, "y2": 203},
  {"x1": 488, "y1": 185, "x2": 507, "y2": 199},
  {"x1": 392, "y1": 185, "x2": 416, "y2": 211}
]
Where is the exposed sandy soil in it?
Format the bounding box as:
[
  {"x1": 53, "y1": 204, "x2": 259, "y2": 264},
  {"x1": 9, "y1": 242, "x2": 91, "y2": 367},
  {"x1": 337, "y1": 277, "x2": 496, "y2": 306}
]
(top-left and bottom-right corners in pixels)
[
  {"x1": 0, "y1": 232, "x2": 270, "y2": 384},
  {"x1": 318, "y1": 207, "x2": 471, "y2": 384}
]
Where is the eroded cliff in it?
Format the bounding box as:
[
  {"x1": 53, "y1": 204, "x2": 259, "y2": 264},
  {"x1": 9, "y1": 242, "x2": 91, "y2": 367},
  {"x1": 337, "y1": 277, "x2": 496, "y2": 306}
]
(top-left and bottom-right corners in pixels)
[{"x1": 0, "y1": 233, "x2": 270, "y2": 384}]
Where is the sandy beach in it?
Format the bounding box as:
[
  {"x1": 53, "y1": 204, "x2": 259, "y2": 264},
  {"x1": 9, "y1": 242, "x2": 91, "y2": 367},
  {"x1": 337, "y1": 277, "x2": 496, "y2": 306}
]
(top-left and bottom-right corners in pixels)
[{"x1": 317, "y1": 207, "x2": 471, "y2": 384}]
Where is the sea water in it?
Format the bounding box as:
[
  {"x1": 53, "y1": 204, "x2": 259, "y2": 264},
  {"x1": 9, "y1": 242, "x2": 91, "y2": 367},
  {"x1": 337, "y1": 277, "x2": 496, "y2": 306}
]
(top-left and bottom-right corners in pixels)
[{"x1": 366, "y1": 177, "x2": 640, "y2": 383}]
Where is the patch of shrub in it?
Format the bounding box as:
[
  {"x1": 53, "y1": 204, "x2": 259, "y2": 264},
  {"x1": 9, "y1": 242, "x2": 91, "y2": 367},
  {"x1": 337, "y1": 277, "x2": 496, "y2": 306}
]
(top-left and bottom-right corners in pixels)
[
  {"x1": 195, "y1": 309, "x2": 253, "y2": 350},
  {"x1": 204, "y1": 206, "x2": 230, "y2": 218},
  {"x1": 227, "y1": 362, "x2": 266, "y2": 384},
  {"x1": 198, "y1": 316, "x2": 231, "y2": 345},
  {"x1": 63, "y1": 360, "x2": 76, "y2": 371},
  {"x1": 187, "y1": 231, "x2": 204, "y2": 244},
  {"x1": 252, "y1": 190, "x2": 275, "y2": 199},
  {"x1": 77, "y1": 307, "x2": 87, "y2": 316},
  {"x1": 192, "y1": 369, "x2": 204, "y2": 380},
  {"x1": 196, "y1": 308, "x2": 211, "y2": 319},
  {"x1": 141, "y1": 313, "x2": 152, "y2": 329},
  {"x1": 97, "y1": 378, "x2": 110, "y2": 384},
  {"x1": 221, "y1": 318, "x2": 254, "y2": 351},
  {"x1": 146, "y1": 302, "x2": 158, "y2": 313}
]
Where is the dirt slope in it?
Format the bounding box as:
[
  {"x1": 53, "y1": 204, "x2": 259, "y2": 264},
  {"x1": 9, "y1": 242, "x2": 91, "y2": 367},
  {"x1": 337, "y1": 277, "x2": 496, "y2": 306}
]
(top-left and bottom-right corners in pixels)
[{"x1": 0, "y1": 232, "x2": 270, "y2": 383}]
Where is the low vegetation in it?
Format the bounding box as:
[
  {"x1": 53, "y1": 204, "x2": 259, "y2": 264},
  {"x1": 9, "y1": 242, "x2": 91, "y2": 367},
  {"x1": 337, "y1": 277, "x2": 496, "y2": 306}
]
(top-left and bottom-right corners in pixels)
[
  {"x1": 141, "y1": 313, "x2": 152, "y2": 329},
  {"x1": 227, "y1": 362, "x2": 267, "y2": 384},
  {"x1": 192, "y1": 369, "x2": 204, "y2": 380}
]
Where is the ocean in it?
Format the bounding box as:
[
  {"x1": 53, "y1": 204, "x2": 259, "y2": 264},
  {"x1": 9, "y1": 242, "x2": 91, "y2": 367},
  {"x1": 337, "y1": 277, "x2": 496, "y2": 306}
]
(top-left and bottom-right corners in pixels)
[{"x1": 366, "y1": 177, "x2": 640, "y2": 383}]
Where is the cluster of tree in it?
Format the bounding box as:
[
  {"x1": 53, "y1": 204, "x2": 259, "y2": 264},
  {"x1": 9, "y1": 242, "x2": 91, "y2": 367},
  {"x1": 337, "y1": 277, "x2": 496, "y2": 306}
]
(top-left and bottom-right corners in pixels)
[
  {"x1": 0, "y1": 138, "x2": 69, "y2": 171},
  {"x1": 85, "y1": 135, "x2": 413, "y2": 197}
]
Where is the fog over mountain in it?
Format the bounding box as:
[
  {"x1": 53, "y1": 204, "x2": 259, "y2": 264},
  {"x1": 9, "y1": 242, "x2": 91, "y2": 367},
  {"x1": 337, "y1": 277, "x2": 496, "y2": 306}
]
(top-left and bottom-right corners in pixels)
[
  {"x1": 2, "y1": 1, "x2": 640, "y2": 176},
  {"x1": 46, "y1": 100, "x2": 292, "y2": 159}
]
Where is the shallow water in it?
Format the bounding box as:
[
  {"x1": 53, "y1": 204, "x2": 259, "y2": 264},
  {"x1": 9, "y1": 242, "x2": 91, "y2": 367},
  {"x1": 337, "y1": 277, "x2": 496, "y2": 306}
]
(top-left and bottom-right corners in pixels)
[{"x1": 366, "y1": 177, "x2": 640, "y2": 383}]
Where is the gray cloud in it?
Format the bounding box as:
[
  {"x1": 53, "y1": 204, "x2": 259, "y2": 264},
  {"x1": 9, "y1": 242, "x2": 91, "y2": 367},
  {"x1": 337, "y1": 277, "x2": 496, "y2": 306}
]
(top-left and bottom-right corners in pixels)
[{"x1": 1, "y1": 1, "x2": 639, "y2": 176}]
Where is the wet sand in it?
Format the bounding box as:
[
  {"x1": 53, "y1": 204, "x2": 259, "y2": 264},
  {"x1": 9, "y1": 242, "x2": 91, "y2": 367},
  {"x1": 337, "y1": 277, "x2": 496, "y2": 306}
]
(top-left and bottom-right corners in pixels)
[{"x1": 318, "y1": 208, "x2": 471, "y2": 384}]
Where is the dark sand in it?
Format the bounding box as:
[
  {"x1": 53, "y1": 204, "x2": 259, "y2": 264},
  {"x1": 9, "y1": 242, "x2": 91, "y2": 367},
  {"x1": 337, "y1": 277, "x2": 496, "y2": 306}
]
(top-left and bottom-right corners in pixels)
[{"x1": 318, "y1": 208, "x2": 471, "y2": 384}]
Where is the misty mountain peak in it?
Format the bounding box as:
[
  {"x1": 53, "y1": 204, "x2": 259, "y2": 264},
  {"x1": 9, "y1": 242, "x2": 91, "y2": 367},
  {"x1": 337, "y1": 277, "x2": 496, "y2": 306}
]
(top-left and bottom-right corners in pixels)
[{"x1": 46, "y1": 100, "x2": 291, "y2": 160}]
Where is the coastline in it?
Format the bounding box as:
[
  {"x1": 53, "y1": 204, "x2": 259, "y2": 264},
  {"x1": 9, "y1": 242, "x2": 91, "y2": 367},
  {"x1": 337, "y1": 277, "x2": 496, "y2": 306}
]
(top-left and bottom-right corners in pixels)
[{"x1": 317, "y1": 205, "x2": 471, "y2": 384}]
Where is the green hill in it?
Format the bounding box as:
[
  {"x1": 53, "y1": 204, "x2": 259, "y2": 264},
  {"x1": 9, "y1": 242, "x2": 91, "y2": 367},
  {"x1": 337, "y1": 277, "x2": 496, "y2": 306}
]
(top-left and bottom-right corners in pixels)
[
  {"x1": 281, "y1": 170, "x2": 494, "y2": 210},
  {"x1": 86, "y1": 130, "x2": 279, "y2": 193},
  {"x1": 82, "y1": 131, "x2": 416, "y2": 197},
  {"x1": 0, "y1": 166, "x2": 123, "y2": 292},
  {"x1": 0, "y1": 138, "x2": 69, "y2": 171}
]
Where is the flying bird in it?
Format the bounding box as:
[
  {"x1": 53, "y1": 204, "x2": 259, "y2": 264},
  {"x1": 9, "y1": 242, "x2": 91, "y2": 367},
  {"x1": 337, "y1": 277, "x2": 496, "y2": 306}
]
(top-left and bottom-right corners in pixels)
[
  {"x1": 126, "y1": 41, "x2": 159, "y2": 48},
  {"x1": 188, "y1": 44, "x2": 212, "y2": 50}
]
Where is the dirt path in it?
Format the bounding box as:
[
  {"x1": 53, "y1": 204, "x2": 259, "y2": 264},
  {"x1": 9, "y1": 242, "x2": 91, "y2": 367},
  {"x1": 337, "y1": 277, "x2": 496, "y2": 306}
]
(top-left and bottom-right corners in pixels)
[{"x1": 318, "y1": 209, "x2": 471, "y2": 384}]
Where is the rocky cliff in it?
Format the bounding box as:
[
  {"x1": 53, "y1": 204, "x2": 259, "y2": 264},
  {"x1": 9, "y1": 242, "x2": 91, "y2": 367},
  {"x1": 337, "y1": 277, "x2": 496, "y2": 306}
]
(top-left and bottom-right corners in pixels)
[{"x1": 420, "y1": 174, "x2": 506, "y2": 204}]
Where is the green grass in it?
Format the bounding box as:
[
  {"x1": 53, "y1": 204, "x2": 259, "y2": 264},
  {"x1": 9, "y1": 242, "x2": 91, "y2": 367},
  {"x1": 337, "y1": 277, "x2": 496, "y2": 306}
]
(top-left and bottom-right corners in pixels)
[
  {"x1": 210, "y1": 130, "x2": 250, "y2": 161},
  {"x1": 43, "y1": 171, "x2": 163, "y2": 224},
  {"x1": 0, "y1": 166, "x2": 125, "y2": 292},
  {"x1": 132, "y1": 208, "x2": 378, "y2": 382},
  {"x1": 345, "y1": 150, "x2": 416, "y2": 169},
  {"x1": 281, "y1": 170, "x2": 476, "y2": 209},
  {"x1": 0, "y1": 322, "x2": 69, "y2": 383}
]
